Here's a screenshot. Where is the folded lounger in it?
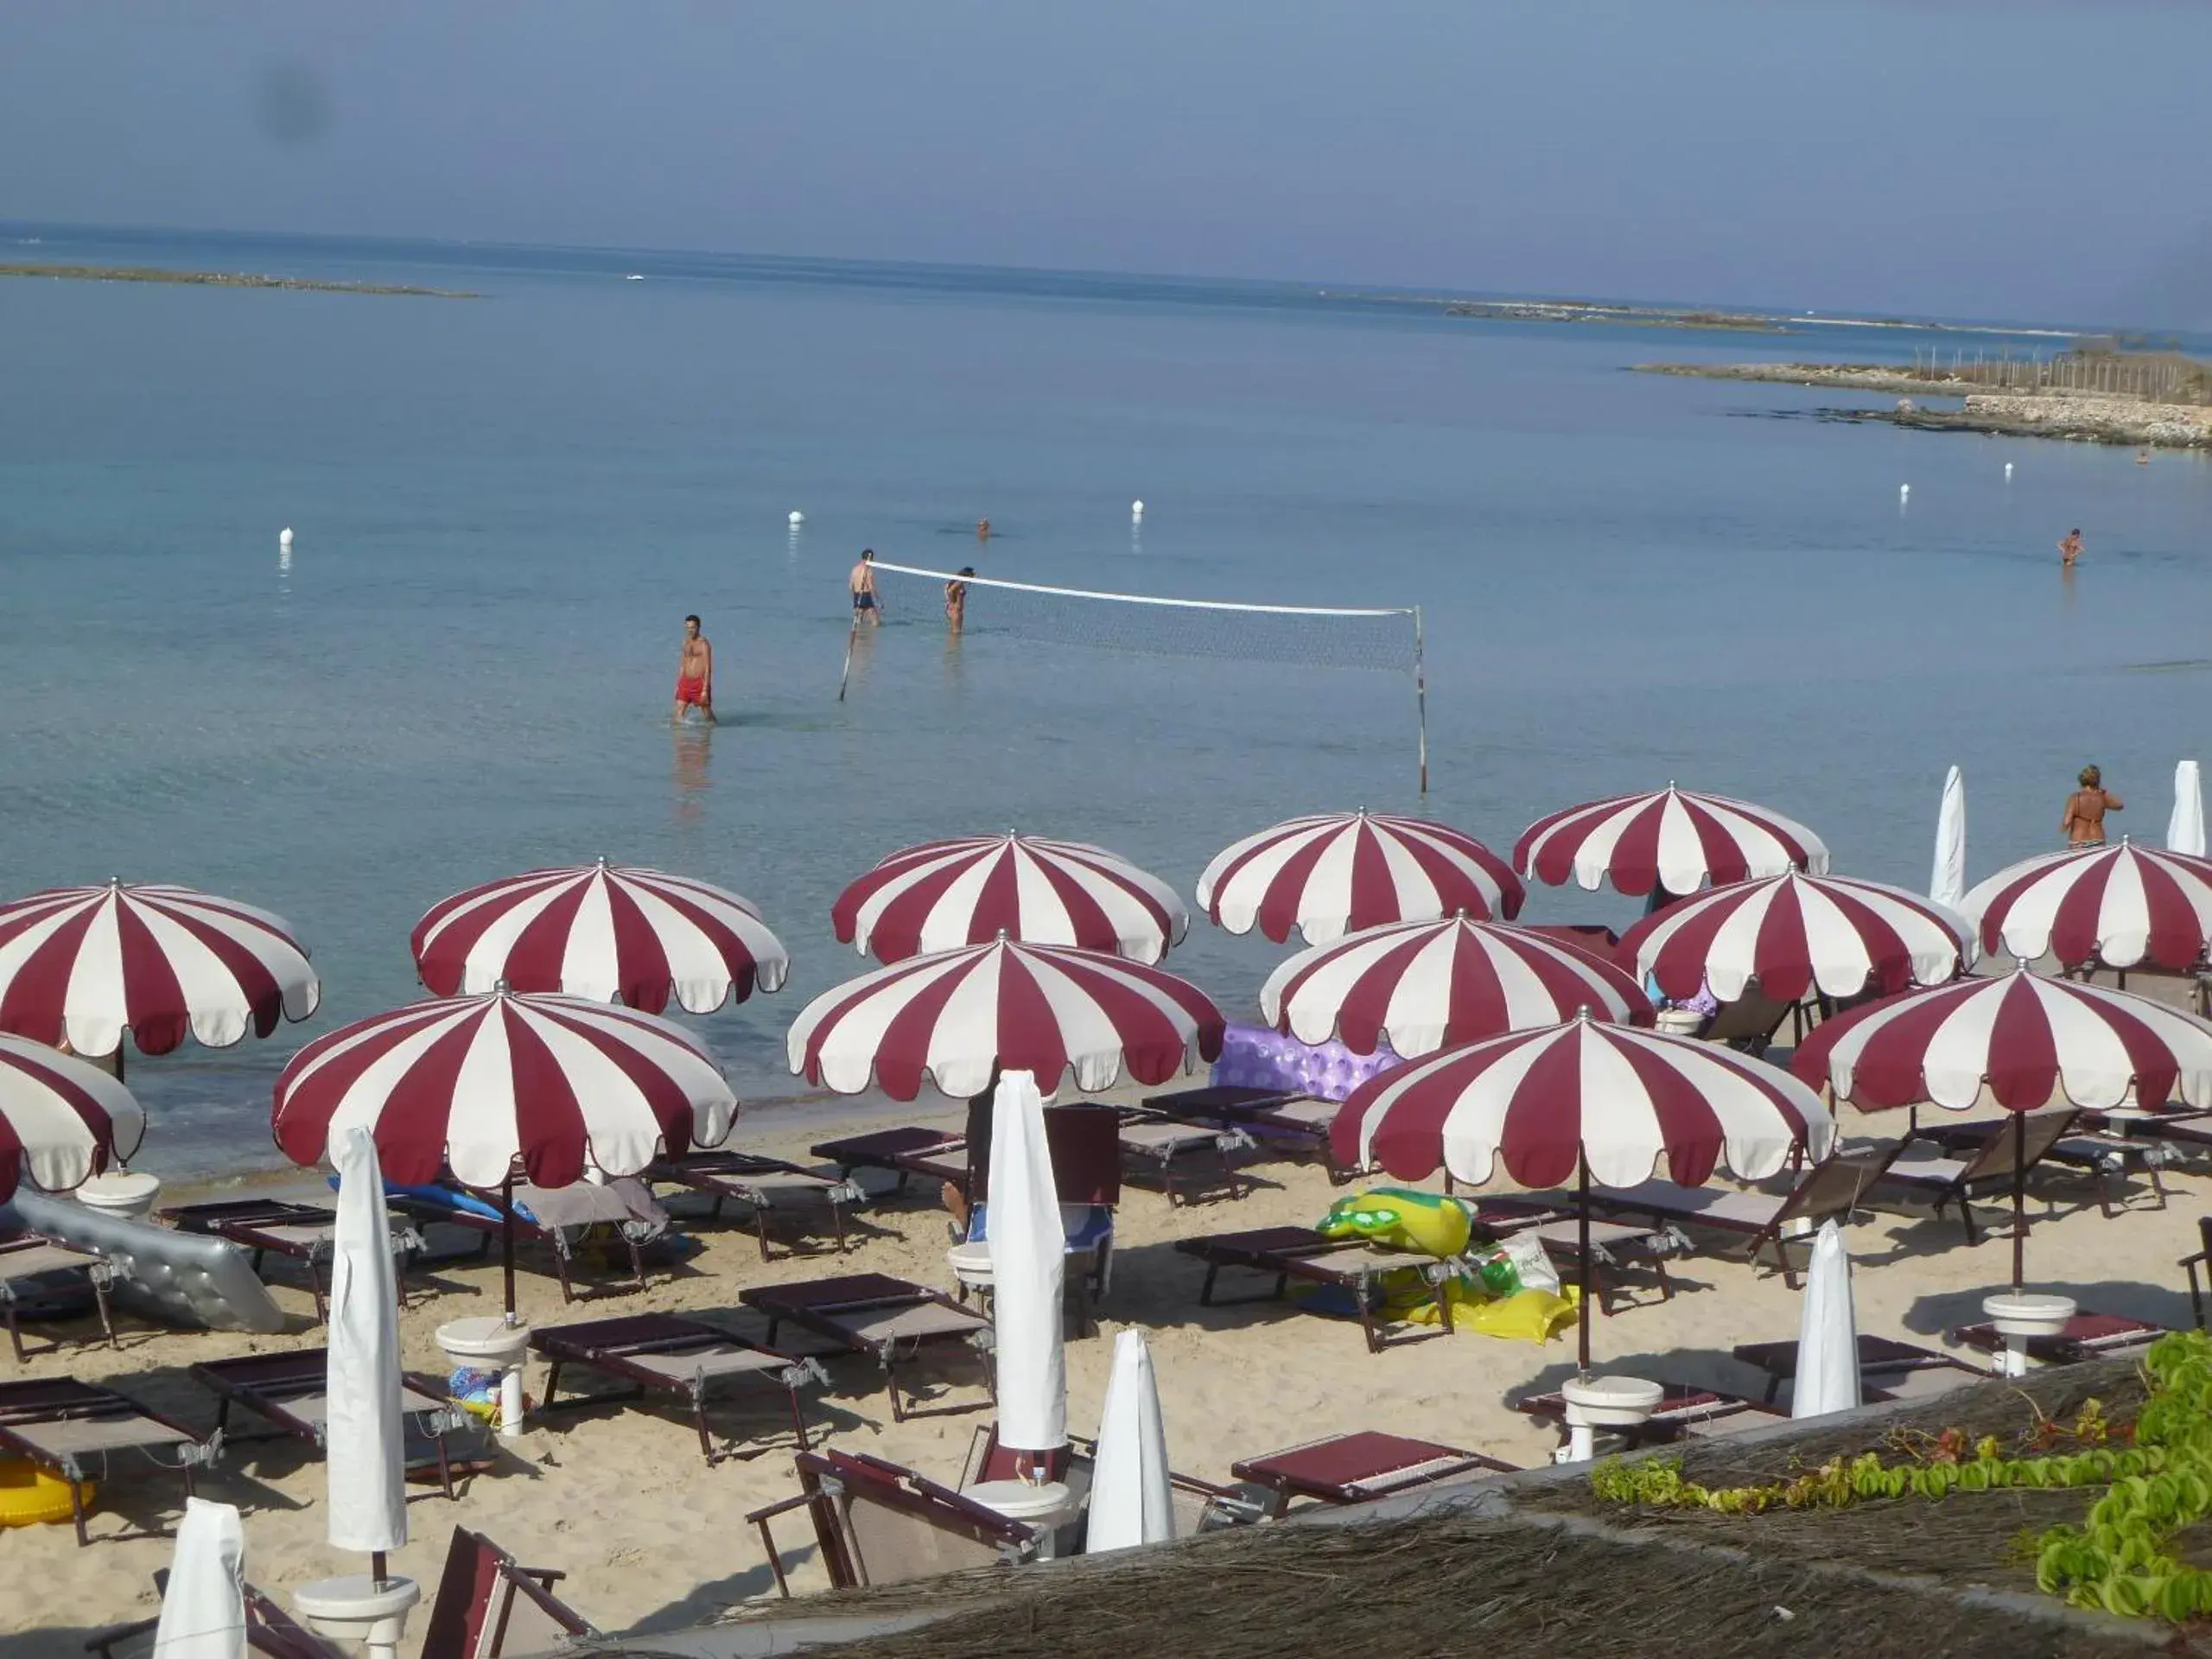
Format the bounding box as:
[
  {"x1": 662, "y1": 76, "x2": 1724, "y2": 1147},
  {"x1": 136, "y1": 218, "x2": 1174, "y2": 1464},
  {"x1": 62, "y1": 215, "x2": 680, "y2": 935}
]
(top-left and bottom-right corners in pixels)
[
  {"x1": 0, "y1": 1376, "x2": 219, "y2": 1547},
  {"x1": 162, "y1": 1198, "x2": 420, "y2": 1322},
  {"x1": 1950, "y1": 1310, "x2": 2168, "y2": 1367},
  {"x1": 381, "y1": 1176, "x2": 670, "y2": 1304},
  {"x1": 416, "y1": 1524, "x2": 595, "y2": 1659},
  {"x1": 1874, "y1": 1109, "x2": 2082, "y2": 1243},
  {"x1": 1175, "y1": 1224, "x2": 1471, "y2": 1353},
  {"x1": 87, "y1": 1579, "x2": 346, "y2": 1659},
  {"x1": 1230, "y1": 1430, "x2": 1517, "y2": 1518},
  {"x1": 1, "y1": 1229, "x2": 116, "y2": 1361},
  {"x1": 741, "y1": 1273, "x2": 995, "y2": 1423},
  {"x1": 647, "y1": 1151, "x2": 864, "y2": 1261},
  {"x1": 531, "y1": 1312, "x2": 821, "y2": 1465},
  {"x1": 748, "y1": 1446, "x2": 1040, "y2": 1598},
  {"x1": 1512, "y1": 1381, "x2": 1783, "y2": 1451},
  {"x1": 1730, "y1": 1333, "x2": 1990, "y2": 1407},
  {"x1": 187, "y1": 1348, "x2": 469, "y2": 1497}
]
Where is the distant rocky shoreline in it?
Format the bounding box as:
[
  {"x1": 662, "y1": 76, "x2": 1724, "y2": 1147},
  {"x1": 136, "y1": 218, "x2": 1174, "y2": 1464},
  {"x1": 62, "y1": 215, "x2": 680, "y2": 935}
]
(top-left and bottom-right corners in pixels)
[{"x1": 0, "y1": 262, "x2": 478, "y2": 298}]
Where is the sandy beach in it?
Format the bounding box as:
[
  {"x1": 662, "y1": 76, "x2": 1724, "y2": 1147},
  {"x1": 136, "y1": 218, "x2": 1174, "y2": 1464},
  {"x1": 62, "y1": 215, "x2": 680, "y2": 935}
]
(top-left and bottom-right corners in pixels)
[{"x1": 3, "y1": 1071, "x2": 2202, "y2": 1656}]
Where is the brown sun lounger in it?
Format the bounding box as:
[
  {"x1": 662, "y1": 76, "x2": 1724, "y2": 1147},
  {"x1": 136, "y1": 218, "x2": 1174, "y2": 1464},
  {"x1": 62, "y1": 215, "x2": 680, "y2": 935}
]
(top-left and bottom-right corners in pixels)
[
  {"x1": 88, "y1": 1580, "x2": 345, "y2": 1659},
  {"x1": 385, "y1": 1177, "x2": 668, "y2": 1305},
  {"x1": 162, "y1": 1198, "x2": 420, "y2": 1322},
  {"x1": 417, "y1": 1524, "x2": 595, "y2": 1659},
  {"x1": 1113, "y1": 1110, "x2": 1258, "y2": 1205},
  {"x1": 1230, "y1": 1430, "x2": 1517, "y2": 1517},
  {"x1": 188, "y1": 1348, "x2": 470, "y2": 1498},
  {"x1": 1876, "y1": 1109, "x2": 2081, "y2": 1243},
  {"x1": 1731, "y1": 1333, "x2": 1989, "y2": 1406},
  {"x1": 648, "y1": 1150, "x2": 864, "y2": 1261},
  {"x1": 1907, "y1": 1114, "x2": 2170, "y2": 1218},
  {"x1": 810, "y1": 1126, "x2": 969, "y2": 1197},
  {"x1": 0, "y1": 1376, "x2": 219, "y2": 1547},
  {"x1": 1154, "y1": 1090, "x2": 1365, "y2": 1183},
  {"x1": 1951, "y1": 1309, "x2": 2168, "y2": 1366},
  {"x1": 1176, "y1": 1224, "x2": 1467, "y2": 1353},
  {"x1": 748, "y1": 1446, "x2": 1041, "y2": 1598},
  {"x1": 531, "y1": 1312, "x2": 822, "y2": 1465},
  {"x1": 741, "y1": 1273, "x2": 994, "y2": 1423},
  {"x1": 2, "y1": 1230, "x2": 117, "y2": 1361},
  {"x1": 1513, "y1": 1380, "x2": 1783, "y2": 1449}
]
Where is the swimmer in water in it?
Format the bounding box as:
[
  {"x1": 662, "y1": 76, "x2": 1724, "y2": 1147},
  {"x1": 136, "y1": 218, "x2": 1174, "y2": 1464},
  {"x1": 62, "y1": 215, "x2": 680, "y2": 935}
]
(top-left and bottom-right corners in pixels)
[
  {"x1": 976, "y1": 518, "x2": 992, "y2": 542},
  {"x1": 2059, "y1": 528, "x2": 2083, "y2": 569},
  {"x1": 945, "y1": 566, "x2": 971, "y2": 634}
]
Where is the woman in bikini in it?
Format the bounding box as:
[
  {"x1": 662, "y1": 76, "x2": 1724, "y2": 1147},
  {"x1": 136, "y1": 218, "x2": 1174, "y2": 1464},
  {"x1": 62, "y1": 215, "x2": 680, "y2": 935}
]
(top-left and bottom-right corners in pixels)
[
  {"x1": 2061, "y1": 765, "x2": 2122, "y2": 846},
  {"x1": 944, "y1": 567, "x2": 972, "y2": 635}
]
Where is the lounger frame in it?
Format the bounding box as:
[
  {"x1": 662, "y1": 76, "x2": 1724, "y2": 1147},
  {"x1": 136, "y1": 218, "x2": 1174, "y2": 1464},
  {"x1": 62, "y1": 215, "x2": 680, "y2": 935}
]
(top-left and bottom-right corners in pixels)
[
  {"x1": 0, "y1": 1376, "x2": 218, "y2": 1547},
  {"x1": 741, "y1": 1274, "x2": 995, "y2": 1423},
  {"x1": 531, "y1": 1313, "x2": 819, "y2": 1465}
]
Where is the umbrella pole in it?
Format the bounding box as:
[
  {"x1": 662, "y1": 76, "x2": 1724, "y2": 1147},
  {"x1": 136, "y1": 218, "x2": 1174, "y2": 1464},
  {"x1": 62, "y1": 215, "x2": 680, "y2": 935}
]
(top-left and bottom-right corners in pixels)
[
  {"x1": 1578, "y1": 1154, "x2": 1592, "y2": 1376},
  {"x1": 2012, "y1": 1110, "x2": 2026, "y2": 1291},
  {"x1": 372, "y1": 1550, "x2": 386, "y2": 1591},
  {"x1": 502, "y1": 1174, "x2": 518, "y2": 1321}
]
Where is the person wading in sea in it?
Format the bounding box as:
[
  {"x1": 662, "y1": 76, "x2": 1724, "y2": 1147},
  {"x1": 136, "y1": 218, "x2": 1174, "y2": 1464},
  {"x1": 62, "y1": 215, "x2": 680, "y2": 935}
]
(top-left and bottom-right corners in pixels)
[
  {"x1": 2062, "y1": 765, "x2": 2122, "y2": 846},
  {"x1": 849, "y1": 549, "x2": 883, "y2": 626},
  {"x1": 672, "y1": 613, "x2": 715, "y2": 724},
  {"x1": 2059, "y1": 528, "x2": 2084, "y2": 569},
  {"x1": 945, "y1": 567, "x2": 972, "y2": 635}
]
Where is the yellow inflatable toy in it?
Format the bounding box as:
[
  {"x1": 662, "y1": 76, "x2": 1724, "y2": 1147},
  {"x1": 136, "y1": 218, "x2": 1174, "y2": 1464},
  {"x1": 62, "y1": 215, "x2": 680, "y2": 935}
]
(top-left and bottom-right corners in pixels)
[
  {"x1": 0, "y1": 1457, "x2": 91, "y2": 1529},
  {"x1": 1317, "y1": 1188, "x2": 1473, "y2": 1257},
  {"x1": 1317, "y1": 1186, "x2": 1578, "y2": 1344}
]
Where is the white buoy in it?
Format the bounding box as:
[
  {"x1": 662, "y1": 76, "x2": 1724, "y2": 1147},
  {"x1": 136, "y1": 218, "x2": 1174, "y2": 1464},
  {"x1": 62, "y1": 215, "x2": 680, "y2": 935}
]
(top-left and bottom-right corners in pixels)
[
  {"x1": 1131, "y1": 499, "x2": 1144, "y2": 521},
  {"x1": 279, "y1": 526, "x2": 294, "y2": 550},
  {"x1": 1898, "y1": 484, "x2": 1910, "y2": 500},
  {"x1": 2005, "y1": 462, "x2": 2013, "y2": 479},
  {"x1": 788, "y1": 511, "x2": 804, "y2": 525}
]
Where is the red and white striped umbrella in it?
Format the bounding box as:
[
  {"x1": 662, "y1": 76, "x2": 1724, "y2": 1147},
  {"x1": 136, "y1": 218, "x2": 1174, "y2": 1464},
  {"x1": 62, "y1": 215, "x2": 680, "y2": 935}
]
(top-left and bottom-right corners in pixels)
[
  {"x1": 832, "y1": 834, "x2": 1187, "y2": 964},
  {"x1": 1963, "y1": 841, "x2": 2212, "y2": 972},
  {"x1": 1196, "y1": 811, "x2": 1523, "y2": 946},
  {"x1": 1618, "y1": 871, "x2": 1973, "y2": 1003},
  {"x1": 1261, "y1": 918, "x2": 1653, "y2": 1058},
  {"x1": 411, "y1": 861, "x2": 789, "y2": 1014},
  {"x1": 0, "y1": 1034, "x2": 147, "y2": 1204},
  {"x1": 1514, "y1": 785, "x2": 1829, "y2": 898},
  {"x1": 787, "y1": 938, "x2": 1224, "y2": 1101},
  {"x1": 0, "y1": 881, "x2": 320, "y2": 1059},
  {"x1": 271, "y1": 988, "x2": 737, "y2": 1190},
  {"x1": 1790, "y1": 964, "x2": 2212, "y2": 1115}
]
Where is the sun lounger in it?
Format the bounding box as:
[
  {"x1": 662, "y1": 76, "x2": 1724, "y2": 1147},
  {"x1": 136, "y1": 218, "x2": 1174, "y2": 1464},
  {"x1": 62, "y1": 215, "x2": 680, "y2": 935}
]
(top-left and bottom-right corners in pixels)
[
  {"x1": 162, "y1": 1198, "x2": 421, "y2": 1322},
  {"x1": 381, "y1": 1176, "x2": 669, "y2": 1304},
  {"x1": 1876, "y1": 1109, "x2": 2081, "y2": 1243},
  {"x1": 741, "y1": 1273, "x2": 995, "y2": 1423},
  {"x1": 810, "y1": 1126, "x2": 969, "y2": 1198},
  {"x1": 1465, "y1": 1202, "x2": 1685, "y2": 1314},
  {"x1": 648, "y1": 1150, "x2": 863, "y2": 1261},
  {"x1": 2, "y1": 1229, "x2": 117, "y2": 1362},
  {"x1": 950, "y1": 1199, "x2": 1116, "y2": 1335},
  {"x1": 417, "y1": 1525, "x2": 595, "y2": 1659},
  {"x1": 1154, "y1": 1090, "x2": 1365, "y2": 1183},
  {"x1": 1906, "y1": 1116, "x2": 2170, "y2": 1217},
  {"x1": 1113, "y1": 1110, "x2": 1257, "y2": 1205},
  {"x1": 1175, "y1": 1224, "x2": 1467, "y2": 1353},
  {"x1": 1731, "y1": 1334, "x2": 1989, "y2": 1406},
  {"x1": 0, "y1": 1376, "x2": 219, "y2": 1547},
  {"x1": 1230, "y1": 1430, "x2": 1517, "y2": 1518},
  {"x1": 187, "y1": 1349, "x2": 471, "y2": 1497},
  {"x1": 950, "y1": 1421, "x2": 1262, "y2": 1539},
  {"x1": 2181, "y1": 1218, "x2": 2212, "y2": 1330},
  {"x1": 88, "y1": 1580, "x2": 345, "y2": 1659},
  {"x1": 531, "y1": 1312, "x2": 821, "y2": 1465},
  {"x1": 1951, "y1": 1310, "x2": 2168, "y2": 1367},
  {"x1": 1513, "y1": 1381, "x2": 1783, "y2": 1451},
  {"x1": 748, "y1": 1447, "x2": 1041, "y2": 1598},
  {"x1": 1555, "y1": 1144, "x2": 1901, "y2": 1289},
  {"x1": 1699, "y1": 988, "x2": 1802, "y2": 1055}
]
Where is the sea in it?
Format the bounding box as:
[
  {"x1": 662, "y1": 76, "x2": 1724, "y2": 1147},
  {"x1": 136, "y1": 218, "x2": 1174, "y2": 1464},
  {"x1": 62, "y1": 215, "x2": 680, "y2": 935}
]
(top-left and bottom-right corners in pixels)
[{"x1": 3, "y1": 222, "x2": 2209, "y2": 1180}]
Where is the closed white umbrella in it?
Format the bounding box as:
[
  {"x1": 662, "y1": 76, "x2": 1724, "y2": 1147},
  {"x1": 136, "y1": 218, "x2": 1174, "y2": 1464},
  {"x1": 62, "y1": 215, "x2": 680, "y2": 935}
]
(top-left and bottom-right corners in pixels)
[
  {"x1": 152, "y1": 1497, "x2": 247, "y2": 1659},
  {"x1": 327, "y1": 1126, "x2": 406, "y2": 1571},
  {"x1": 2171, "y1": 762, "x2": 2206, "y2": 857},
  {"x1": 1085, "y1": 1328, "x2": 1173, "y2": 1552},
  {"x1": 1793, "y1": 1220, "x2": 1859, "y2": 1419},
  {"x1": 987, "y1": 1070, "x2": 1065, "y2": 1455},
  {"x1": 1930, "y1": 766, "x2": 1967, "y2": 912}
]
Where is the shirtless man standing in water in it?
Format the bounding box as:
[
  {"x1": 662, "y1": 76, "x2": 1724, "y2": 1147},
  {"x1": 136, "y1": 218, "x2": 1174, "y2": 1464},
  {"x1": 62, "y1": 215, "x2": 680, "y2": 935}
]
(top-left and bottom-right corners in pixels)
[
  {"x1": 672, "y1": 613, "x2": 715, "y2": 723},
  {"x1": 849, "y1": 549, "x2": 883, "y2": 626}
]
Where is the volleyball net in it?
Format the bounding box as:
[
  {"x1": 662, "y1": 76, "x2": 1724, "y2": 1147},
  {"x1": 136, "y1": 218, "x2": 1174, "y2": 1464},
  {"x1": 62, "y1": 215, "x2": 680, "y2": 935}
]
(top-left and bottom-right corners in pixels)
[{"x1": 856, "y1": 559, "x2": 1430, "y2": 792}]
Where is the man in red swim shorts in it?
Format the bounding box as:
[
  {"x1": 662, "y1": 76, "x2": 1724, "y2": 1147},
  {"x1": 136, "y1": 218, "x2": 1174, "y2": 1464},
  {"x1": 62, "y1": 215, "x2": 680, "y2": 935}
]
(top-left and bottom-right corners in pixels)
[{"x1": 673, "y1": 613, "x2": 715, "y2": 724}]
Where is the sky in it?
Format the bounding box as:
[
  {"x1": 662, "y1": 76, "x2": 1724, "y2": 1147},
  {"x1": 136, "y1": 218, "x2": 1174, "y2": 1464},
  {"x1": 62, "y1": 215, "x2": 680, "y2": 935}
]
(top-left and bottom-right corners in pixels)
[{"x1": 2, "y1": 2, "x2": 2208, "y2": 328}]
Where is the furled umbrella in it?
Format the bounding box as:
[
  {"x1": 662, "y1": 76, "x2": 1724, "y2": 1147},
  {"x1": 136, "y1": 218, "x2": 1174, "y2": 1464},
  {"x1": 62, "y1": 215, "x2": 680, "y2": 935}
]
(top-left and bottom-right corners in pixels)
[
  {"x1": 412, "y1": 860, "x2": 788, "y2": 1014},
  {"x1": 0, "y1": 881, "x2": 320, "y2": 1071},
  {"x1": 1618, "y1": 871, "x2": 1973, "y2": 1009},
  {"x1": 1931, "y1": 766, "x2": 1968, "y2": 913},
  {"x1": 1261, "y1": 916, "x2": 1652, "y2": 1058},
  {"x1": 272, "y1": 988, "x2": 737, "y2": 1315},
  {"x1": 1087, "y1": 1328, "x2": 1173, "y2": 1553},
  {"x1": 786, "y1": 937, "x2": 1224, "y2": 1101},
  {"x1": 1793, "y1": 1220, "x2": 1860, "y2": 1419},
  {"x1": 1197, "y1": 811, "x2": 1523, "y2": 946},
  {"x1": 326, "y1": 1126, "x2": 406, "y2": 1586},
  {"x1": 832, "y1": 833, "x2": 1187, "y2": 964},
  {"x1": 988, "y1": 1071, "x2": 1066, "y2": 1460},
  {"x1": 1963, "y1": 841, "x2": 2212, "y2": 981},
  {"x1": 1792, "y1": 966, "x2": 2212, "y2": 1287},
  {"x1": 1334, "y1": 1013, "x2": 1834, "y2": 1370},
  {"x1": 2171, "y1": 763, "x2": 2207, "y2": 858},
  {"x1": 0, "y1": 1033, "x2": 146, "y2": 1205},
  {"x1": 151, "y1": 1497, "x2": 248, "y2": 1659},
  {"x1": 1514, "y1": 785, "x2": 1828, "y2": 898}
]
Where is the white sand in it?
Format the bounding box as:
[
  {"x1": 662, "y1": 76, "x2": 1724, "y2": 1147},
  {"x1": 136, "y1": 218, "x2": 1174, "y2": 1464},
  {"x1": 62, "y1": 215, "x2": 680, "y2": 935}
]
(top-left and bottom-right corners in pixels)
[{"x1": 2, "y1": 1088, "x2": 2200, "y2": 1652}]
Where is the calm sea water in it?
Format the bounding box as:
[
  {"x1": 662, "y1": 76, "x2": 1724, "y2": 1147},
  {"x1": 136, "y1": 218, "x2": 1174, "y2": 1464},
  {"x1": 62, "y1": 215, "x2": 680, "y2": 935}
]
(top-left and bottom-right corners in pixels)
[{"x1": 4, "y1": 225, "x2": 2210, "y2": 1178}]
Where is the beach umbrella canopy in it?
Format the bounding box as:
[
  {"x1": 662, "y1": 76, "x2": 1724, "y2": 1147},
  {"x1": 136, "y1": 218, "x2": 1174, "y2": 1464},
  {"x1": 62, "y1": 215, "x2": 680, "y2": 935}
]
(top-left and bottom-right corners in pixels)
[
  {"x1": 1793, "y1": 1220, "x2": 1860, "y2": 1419},
  {"x1": 1513, "y1": 785, "x2": 1829, "y2": 898},
  {"x1": 1334, "y1": 1013, "x2": 1834, "y2": 1367},
  {"x1": 1618, "y1": 870, "x2": 1973, "y2": 1004},
  {"x1": 786, "y1": 937, "x2": 1224, "y2": 1101},
  {"x1": 0, "y1": 1033, "x2": 146, "y2": 1205},
  {"x1": 2171, "y1": 762, "x2": 2207, "y2": 858},
  {"x1": 1261, "y1": 916, "x2": 1653, "y2": 1058},
  {"x1": 1196, "y1": 810, "x2": 1523, "y2": 946},
  {"x1": 1087, "y1": 1328, "x2": 1173, "y2": 1553},
  {"x1": 152, "y1": 1498, "x2": 247, "y2": 1659},
  {"x1": 411, "y1": 861, "x2": 789, "y2": 1014},
  {"x1": 0, "y1": 880, "x2": 319, "y2": 1060},
  {"x1": 1962, "y1": 841, "x2": 2212, "y2": 972},
  {"x1": 325, "y1": 1128, "x2": 407, "y2": 1569},
  {"x1": 1931, "y1": 766, "x2": 1968, "y2": 913},
  {"x1": 832, "y1": 833, "x2": 1186, "y2": 965},
  {"x1": 987, "y1": 1071, "x2": 1065, "y2": 1455}
]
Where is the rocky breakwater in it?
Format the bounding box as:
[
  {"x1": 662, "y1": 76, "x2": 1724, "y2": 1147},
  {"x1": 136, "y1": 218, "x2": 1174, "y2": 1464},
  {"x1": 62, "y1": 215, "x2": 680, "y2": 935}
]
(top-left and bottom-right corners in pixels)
[{"x1": 1899, "y1": 392, "x2": 2212, "y2": 448}]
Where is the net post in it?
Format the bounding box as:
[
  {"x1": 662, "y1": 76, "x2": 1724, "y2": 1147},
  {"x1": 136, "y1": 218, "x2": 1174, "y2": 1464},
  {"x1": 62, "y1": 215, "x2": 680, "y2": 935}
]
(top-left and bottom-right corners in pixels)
[{"x1": 1414, "y1": 605, "x2": 1429, "y2": 797}]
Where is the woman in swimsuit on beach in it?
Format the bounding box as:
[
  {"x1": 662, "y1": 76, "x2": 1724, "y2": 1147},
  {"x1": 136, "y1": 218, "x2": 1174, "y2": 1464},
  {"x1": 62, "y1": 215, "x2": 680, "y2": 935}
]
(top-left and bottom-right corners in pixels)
[
  {"x1": 2061, "y1": 765, "x2": 2122, "y2": 846},
  {"x1": 944, "y1": 567, "x2": 971, "y2": 634}
]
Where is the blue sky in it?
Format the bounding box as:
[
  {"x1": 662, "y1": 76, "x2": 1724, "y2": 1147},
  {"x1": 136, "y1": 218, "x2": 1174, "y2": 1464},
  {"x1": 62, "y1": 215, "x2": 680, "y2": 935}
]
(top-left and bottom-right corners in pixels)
[{"x1": 2, "y1": 3, "x2": 2206, "y2": 327}]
